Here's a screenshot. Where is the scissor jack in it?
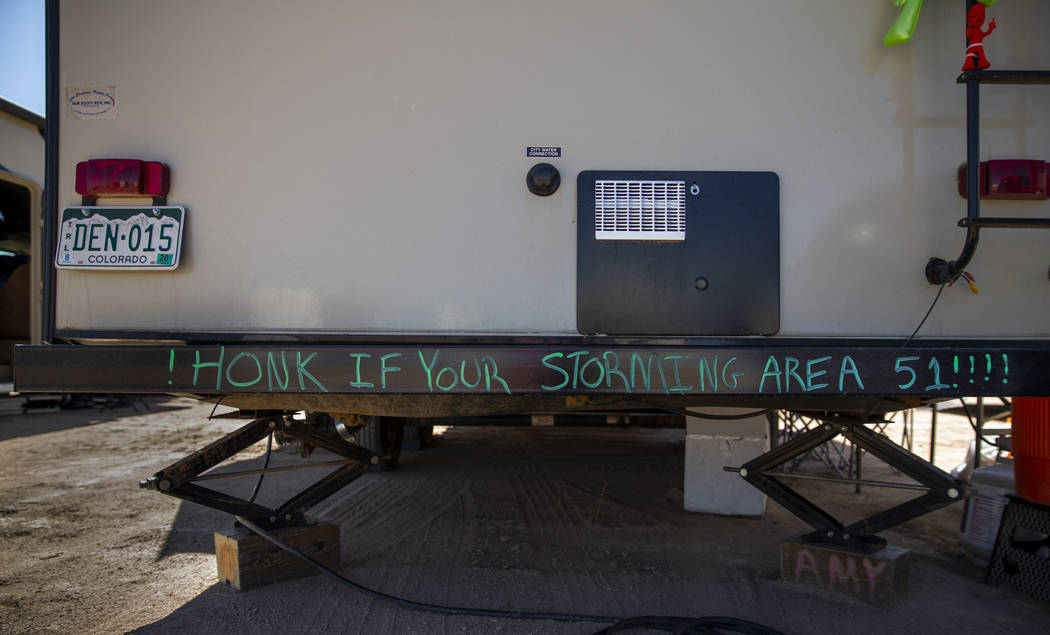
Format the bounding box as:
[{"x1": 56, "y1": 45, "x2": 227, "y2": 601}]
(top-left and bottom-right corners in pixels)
[
  {"x1": 728, "y1": 415, "x2": 967, "y2": 553},
  {"x1": 140, "y1": 414, "x2": 380, "y2": 529}
]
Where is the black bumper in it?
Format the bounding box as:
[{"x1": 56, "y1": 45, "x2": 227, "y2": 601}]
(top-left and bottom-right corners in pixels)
[{"x1": 14, "y1": 340, "x2": 1050, "y2": 401}]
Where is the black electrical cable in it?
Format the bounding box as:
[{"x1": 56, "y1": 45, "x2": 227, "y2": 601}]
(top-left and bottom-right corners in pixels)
[
  {"x1": 596, "y1": 616, "x2": 715, "y2": 634},
  {"x1": 235, "y1": 515, "x2": 615, "y2": 624},
  {"x1": 672, "y1": 622, "x2": 724, "y2": 635},
  {"x1": 900, "y1": 282, "x2": 947, "y2": 349},
  {"x1": 671, "y1": 618, "x2": 744, "y2": 635},
  {"x1": 959, "y1": 400, "x2": 1001, "y2": 448},
  {"x1": 856, "y1": 281, "x2": 982, "y2": 438},
  {"x1": 856, "y1": 281, "x2": 951, "y2": 425},
  {"x1": 594, "y1": 615, "x2": 784, "y2": 634},
  {"x1": 234, "y1": 516, "x2": 785, "y2": 635},
  {"x1": 206, "y1": 395, "x2": 227, "y2": 420},
  {"x1": 246, "y1": 432, "x2": 273, "y2": 503}
]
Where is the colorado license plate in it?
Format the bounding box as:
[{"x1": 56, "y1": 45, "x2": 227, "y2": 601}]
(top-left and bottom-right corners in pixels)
[{"x1": 55, "y1": 207, "x2": 185, "y2": 270}]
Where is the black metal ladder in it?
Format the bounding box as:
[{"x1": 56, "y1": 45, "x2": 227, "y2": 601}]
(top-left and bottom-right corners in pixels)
[{"x1": 925, "y1": 4, "x2": 1050, "y2": 284}]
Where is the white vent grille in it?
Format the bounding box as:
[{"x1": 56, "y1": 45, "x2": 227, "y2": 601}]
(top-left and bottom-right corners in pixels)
[{"x1": 594, "y1": 180, "x2": 687, "y2": 241}]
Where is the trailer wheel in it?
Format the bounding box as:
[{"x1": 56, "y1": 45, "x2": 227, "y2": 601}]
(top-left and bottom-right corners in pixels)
[{"x1": 354, "y1": 416, "x2": 403, "y2": 471}]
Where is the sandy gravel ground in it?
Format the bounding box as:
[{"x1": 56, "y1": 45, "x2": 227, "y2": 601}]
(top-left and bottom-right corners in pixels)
[{"x1": 0, "y1": 397, "x2": 1047, "y2": 634}]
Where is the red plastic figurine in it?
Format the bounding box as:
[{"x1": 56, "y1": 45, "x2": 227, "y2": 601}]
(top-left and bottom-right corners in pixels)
[{"x1": 962, "y1": 3, "x2": 996, "y2": 71}]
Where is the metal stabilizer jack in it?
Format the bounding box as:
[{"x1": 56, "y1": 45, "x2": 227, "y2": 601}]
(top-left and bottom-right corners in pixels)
[
  {"x1": 728, "y1": 415, "x2": 966, "y2": 553},
  {"x1": 140, "y1": 414, "x2": 381, "y2": 529}
]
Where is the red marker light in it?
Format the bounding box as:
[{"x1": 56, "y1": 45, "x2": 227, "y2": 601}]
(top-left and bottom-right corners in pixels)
[
  {"x1": 75, "y1": 159, "x2": 170, "y2": 198},
  {"x1": 957, "y1": 160, "x2": 1049, "y2": 200}
]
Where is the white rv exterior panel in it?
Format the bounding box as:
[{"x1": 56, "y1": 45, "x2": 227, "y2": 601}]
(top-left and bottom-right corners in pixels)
[{"x1": 56, "y1": 0, "x2": 1050, "y2": 337}]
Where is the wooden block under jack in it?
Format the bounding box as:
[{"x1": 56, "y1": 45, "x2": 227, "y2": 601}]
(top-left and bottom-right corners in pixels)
[
  {"x1": 215, "y1": 521, "x2": 340, "y2": 591},
  {"x1": 781, "y1": 535, "x2": 910, "y2": 604}
]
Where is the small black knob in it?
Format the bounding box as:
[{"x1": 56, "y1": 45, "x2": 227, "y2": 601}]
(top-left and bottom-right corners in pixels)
[{"x1": 526, "y1": 163, "x2": 560, "y2": 197}]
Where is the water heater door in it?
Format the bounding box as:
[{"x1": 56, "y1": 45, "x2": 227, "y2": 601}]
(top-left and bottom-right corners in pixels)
[{"x1": 576, "y1": 170, "x2": 780, "y2": 336}]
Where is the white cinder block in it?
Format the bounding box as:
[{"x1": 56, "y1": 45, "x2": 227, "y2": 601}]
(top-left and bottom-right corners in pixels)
[{"x1": 684, "y1": 409, "x2": 769, "y2": 516}]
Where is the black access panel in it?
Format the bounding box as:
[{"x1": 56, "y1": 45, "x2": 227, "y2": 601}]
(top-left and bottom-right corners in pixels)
[{"x1": 577, "y1": 171, "x2": 779, "y2": 335}]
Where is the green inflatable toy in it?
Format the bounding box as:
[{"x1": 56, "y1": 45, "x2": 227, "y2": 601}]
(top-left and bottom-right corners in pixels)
[{"x1": 884, "y1": 0, "x2": 997, "y2": 47}]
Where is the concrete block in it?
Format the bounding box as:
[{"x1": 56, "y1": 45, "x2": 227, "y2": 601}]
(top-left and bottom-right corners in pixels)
[
  {"x1": 781, "y1": 536, "x2": 910, "y2": 604},
  {"x1": 684, "y1": 408, "x2": 769, "y2": 516},
  {"x1": 215, "y1": 521, "x2": 340, "y2": 591}
]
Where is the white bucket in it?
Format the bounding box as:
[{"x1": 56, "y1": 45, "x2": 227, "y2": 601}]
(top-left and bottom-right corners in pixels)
[{"x1": 959, "y1": 463, "x2": 1015, "y2": 568}]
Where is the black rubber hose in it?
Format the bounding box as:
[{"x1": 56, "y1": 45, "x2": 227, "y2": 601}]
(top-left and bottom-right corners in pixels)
[
  {"x1": 235, "y1": 515, "x2": 617, "y2": 625},
  {"x1": 959, "y1": 400, "x2": 1002, "y2": 449},
  {"x1": 234, "y1": 515, "x2": 785, "y2": 634},
  {"x1": 246, "y1": 432, "x2": 273, "y2": 503}
]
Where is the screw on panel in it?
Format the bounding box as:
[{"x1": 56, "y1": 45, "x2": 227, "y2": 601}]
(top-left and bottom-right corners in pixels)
[
  {"x1": 948, "y1": 488, "x2": 960, "y2": 499},
  {"x1": 739, "y1": 467, "x2": 749, "y2": 478}
]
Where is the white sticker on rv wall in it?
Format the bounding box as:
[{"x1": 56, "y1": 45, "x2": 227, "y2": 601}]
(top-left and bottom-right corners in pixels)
[{"x1": 66, "y1": 86, "x2": 117, "y2": 119}]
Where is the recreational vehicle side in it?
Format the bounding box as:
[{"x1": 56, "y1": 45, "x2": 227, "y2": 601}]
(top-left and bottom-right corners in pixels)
[{"x1": 14, "y1": 0, "x2": 1050, "y2": 556}]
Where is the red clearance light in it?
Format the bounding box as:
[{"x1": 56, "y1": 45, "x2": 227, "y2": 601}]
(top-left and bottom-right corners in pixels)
[
  {"x1": 75, "y1": 159, "x2": 170, "y2": 198},
  {"x1": 957, "y1": 160, "x2": 1049, "y2": 200}
]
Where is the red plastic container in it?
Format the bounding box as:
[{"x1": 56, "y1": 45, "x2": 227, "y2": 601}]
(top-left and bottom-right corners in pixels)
[{"x1": 1012, "y1": 397, "x2": 1050, "y2": 505}]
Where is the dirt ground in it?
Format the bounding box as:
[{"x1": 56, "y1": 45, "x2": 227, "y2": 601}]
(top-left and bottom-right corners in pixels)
[{"x1": 0, "y1": 397, "x2": 1047, "y2": 634}]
